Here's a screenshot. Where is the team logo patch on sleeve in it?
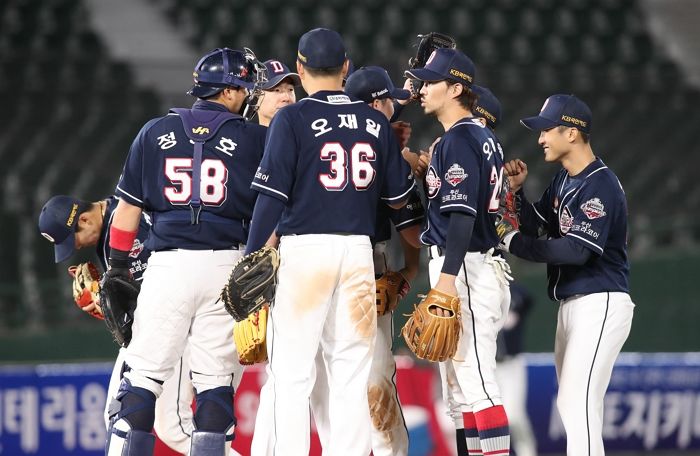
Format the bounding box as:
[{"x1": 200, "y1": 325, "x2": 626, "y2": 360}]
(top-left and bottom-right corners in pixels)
[
  {"x1": 425, "y1": 166, "x2": 441, "y2": 199},
  {"x1": 444, "y1": 163, "x2": 467, "y2": 186},
  {"x1": 129, "y1": 239, "x2": 145, "y2": 258},
  {"x1": 559, "y1": 207, "x2": 573, "y2": 234},
  {"x1": 580, "y1": 198, "x2": 606, "y2": 219}
]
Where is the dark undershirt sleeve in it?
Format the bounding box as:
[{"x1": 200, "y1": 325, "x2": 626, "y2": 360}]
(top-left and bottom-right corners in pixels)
[
  {"x1": 509, "y1": 233, "x2": 592, "y2": 265},
  {"x1": 245, "y1": 194, "x2": 285, "y2": 254},
  {"x1": 441, "y1": 213, "x2": 475, "y2": 275}
]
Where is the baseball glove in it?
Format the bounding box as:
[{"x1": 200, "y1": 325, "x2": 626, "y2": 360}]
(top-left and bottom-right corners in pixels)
[
  {"x1": 495, "y1": 179, "x2": 521, "y2": 241},
  {"x1": 68, "y1": 262, "x2": 104, "y2": 320},
  {"x1": 375, "y1": 271, "x2": 410, "y2": 316},
  {"x1": 401, "y1": 288, "x2": 461, "y2": 362},
  {"x1": 233, "y1": 305, "x2": 268, "y2": 365},
  {"x1": 407, "y1": 32, "x2": 457, "y2": 97},
  {"x1": 221, "y1": 246, "x2": 280, "y2": 322},
  {"x1": 99, "y1": 275, "x2": 140, "y2": 347}
]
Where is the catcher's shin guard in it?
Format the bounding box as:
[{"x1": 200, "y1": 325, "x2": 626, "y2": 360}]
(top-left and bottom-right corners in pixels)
[
  {"x1": 105, "y1": 379, "x2": 156, "y2": 456},
  {"x1": 189, "y1": 386, "x2": 236, "y2": 455}
]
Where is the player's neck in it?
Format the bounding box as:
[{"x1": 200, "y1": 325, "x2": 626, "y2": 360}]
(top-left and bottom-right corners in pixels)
[
  {"x1": 562, "y1": 146, "x2": 596, "y2": 176},
  {"x1": 302, "y1": 77, "x2": 343, "y2": 96},
  {"x1": 437, "y1": 106, "x2": 472, "y2": 132}
]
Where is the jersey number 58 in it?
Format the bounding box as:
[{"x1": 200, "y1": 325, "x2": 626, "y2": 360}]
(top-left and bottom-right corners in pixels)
[{"x1": 164, "y1": 158, "x2": 228, "y2": 206}]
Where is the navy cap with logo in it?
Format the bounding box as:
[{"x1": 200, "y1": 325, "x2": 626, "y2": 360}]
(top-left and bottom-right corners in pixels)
[
  {"x1": 262, "y1": 59, "x2": 301, "y2": 90},
  {"x1": 345, "y1": 66, "x2": 411, "y2": 104},
  {"x1": 472, "y1": 85, "x2": 502, "y2": 130},
  {"x1": 297, "y1": 28, "x2": 347, "y2": 69},
  {"x1": 38, "y1": 196, "x2": 92, "y2": 263},
  {"x1": 404, "y1": 48, "x2": 475, "y2": 87},
  {"x1": 520, "y1": 94, "x2": 592, "y2": 134}
]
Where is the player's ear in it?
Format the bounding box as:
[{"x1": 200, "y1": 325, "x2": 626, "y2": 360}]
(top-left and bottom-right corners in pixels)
[
  {"x1": 296, "y1": 61, "x2": 305, "y2": 80},
  {"x1": 341, "y1": 59, "x2": 349, "y2": 80}
]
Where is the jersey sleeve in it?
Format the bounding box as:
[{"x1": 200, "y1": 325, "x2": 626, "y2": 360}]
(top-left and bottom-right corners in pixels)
[
  {"x1": 564, "y1": 181, "x2": 616, "y2": 255},
  {"x1": 115, "y1": 119, "x2": 158, "y2": 207},
  {"x1": 437, "y1": 133, "x2": 480, "y2": 216},
  {"x1": 388, "y1": 188, "x2": 424, "y2": 231},
  {"x1": 251, "y1": 110, "x2": 297, "y2": 203},
  {"x1": 380, "y1": 122, "x2": 415, "y2": 204}
]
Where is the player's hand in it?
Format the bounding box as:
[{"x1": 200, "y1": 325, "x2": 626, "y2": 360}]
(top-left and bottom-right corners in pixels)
[
  {"x1": 504, "y1": 159, "x2": 528, "y2": 193},
  {"x1": 433, "y1": 273, "x2": 458, "y2": 301},
  {"x1": 398, "y1": 79, "x2": 414, "y2": 105},
  {"x1": 392, "y1": 121, "x2": 412, "y2": 149}
]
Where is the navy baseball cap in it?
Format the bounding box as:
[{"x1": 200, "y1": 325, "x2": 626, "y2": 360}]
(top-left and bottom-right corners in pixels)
[
  {"x1": 38, "y1": 196, "x2": 92, "y2": 263},
  {"x1": 520, "y1": 94, "x2": 592, "y2": 134},
  {"x1": 262, "y1": 59, "x2": 300, "y2": 90},
  {"x1": 297, "y1": 28, "x2": 347, "y2": 69},
  {"x1": 345, "y1": 66, "x2": 411, "y2": 103},
  {"x1": 472, "y1": 85, "x2": 502, "y2": 130},
  {"x1": 404, "y1": 48, "x2": 475, "y2": 87}
]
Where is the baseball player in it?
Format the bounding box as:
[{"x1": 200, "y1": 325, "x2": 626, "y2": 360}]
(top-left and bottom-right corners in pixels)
[
  {"x1": 500, "y1": 94, "x2": 634, "y2": 456},
  {"x1": 37, "y1": 195, "x2": 207, "y2": 455},
  {"x1": 256, "y1": 59, "x2": 301, "y2": 127},
  {"x1": 308, "y1": 66, "x2": 424, "y2": 456},
  {"x1": 406, "y1": 49, "x2": 512, "y2": 456},
  {"x1": 103, "y1": 47, "x2": 266, "y2": 456},
  {"x1": 246, "y1": 28, "x2": 414, "y2": 456}
]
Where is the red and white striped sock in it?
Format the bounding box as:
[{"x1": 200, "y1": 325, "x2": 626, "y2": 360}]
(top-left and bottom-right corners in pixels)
[
  {"x1": 474, "y1": 405, "x2": 510, "y2": 455},
  {"x1": 462, "y1": 412, "x2": 482, "y2": 456}
]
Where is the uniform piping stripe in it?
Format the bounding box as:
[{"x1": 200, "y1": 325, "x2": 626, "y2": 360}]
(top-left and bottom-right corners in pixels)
[
  {"x1": 116, "y1": 186, "x2": 143, "y2": 204},
  {"x1": 585, "y1": 166, "x2": 608, "y2": 179},
  {"x1": 442, "y1": 203, "x2": 477, "y2": 213},
  {"x1": 586, "y1": 293, "x2": 610, "y2": 456},
  {"x1": 566, "y1": 233, "x2": 604, "y2": 254},
  {"x1": 532, "y1": 204, "x2": 547, "y2": 223},
  {"x1": 389, "y1": 317, "x2": 409, "y2": 437},
  {"x1": 463, "y1": 259, "x2": 495, "y2": 407},
  {"x1": 382, "y1": 181, "x2": 416, "y2": 202},
  {"x1": 394, "y1": 216, "x2": 423, "y2": 229},
  {"x1": 175, "y1": 358, "x2": 191, "y2": 438},
  {"x1": 251, "y1": 182, "x2": 289, "y2": 201}
]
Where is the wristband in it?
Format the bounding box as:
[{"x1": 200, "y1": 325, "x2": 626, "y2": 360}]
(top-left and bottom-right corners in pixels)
[{"x1": 110, "y1": 226, "x2": 137, "y2": 252}]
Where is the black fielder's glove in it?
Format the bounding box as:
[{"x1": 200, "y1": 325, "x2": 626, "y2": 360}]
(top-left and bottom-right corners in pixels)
[
  {"x1": 99, "y1": 274, "x2": 140, "y2": 347},
  {"x1": 407, "y1": 32, "x2": 457, "y2": 97},
  {"x1": 221, "y1": 246, "x2": 280, "y2": 321}
]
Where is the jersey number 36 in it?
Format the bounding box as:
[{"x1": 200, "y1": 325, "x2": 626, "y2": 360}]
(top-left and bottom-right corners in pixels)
[{"x1": 319, "y1": 142, "x2": 376, "y2": 191}]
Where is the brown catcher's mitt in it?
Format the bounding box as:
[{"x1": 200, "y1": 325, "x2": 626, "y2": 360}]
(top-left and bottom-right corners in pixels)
[
  {"x1": 233, "y1": 305, "x2": 268, "y2": 365},
  {"x1": 68, "y1": 262, "x2": 103, "y2": 320},
  {"x1": 222, "y1": 246, "x2": 279, "y2": 322},
  {"x1": 375, "y1": 271, "x2": 410, "y2": 316},
  {"x1": 402, "y1": 288, "x2": 461, "y2": 362}
]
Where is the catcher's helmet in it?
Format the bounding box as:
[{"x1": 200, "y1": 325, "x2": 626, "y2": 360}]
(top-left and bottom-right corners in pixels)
[{"x1": 188, "y1": 48, "x2": 260, "y2": 98}]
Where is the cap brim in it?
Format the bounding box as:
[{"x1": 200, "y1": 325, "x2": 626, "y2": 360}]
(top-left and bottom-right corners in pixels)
[
  {"x1": 262, "y1": 73, "x2": 301, "y2": 90},
  {"x1": 404, "y1": 68, "x2": 445, "y2": 82},
  {"x1": 54, "y1": 234, "x2": 75, "y2": 263},
  {"x1": 520, "y1": 116, "x2": 559, "y2": 131},
  {"x1": 390, "y1": 88, "x2": 411, "y2": 101}
]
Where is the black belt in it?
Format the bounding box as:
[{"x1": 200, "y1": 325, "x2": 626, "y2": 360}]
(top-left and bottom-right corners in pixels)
[{"x1": 428, "y1": 245, "x2": 502, "y2": 260}]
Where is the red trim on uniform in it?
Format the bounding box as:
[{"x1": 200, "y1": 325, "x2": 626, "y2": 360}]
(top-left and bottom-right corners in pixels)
[
  {"x1": 474, "y1": 405, "x2": 509, "y2": 430},
  {"x1": 483, "y1": 450, "x2": 510, "y2": 455},
  {"x1": 109, "y1": 226, "x2": 137, "y2": 251}
]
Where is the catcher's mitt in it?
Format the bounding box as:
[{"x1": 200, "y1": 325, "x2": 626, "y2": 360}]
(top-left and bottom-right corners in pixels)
[
  {"x1": 233, "y1": 305, "x2": 268, "y2": 365},
  {"x1": 407, "y1": 32, "x2": 457, "y2": 97},
  {"x1": 401, "y1": 288, "x2": 461, "y2": 362},
  {"x1": 222, "y1": 246, "x2": 280, "y2": 322},
  {"x1": 99, "y1": 274, "x2": 139, "y2": 347},
  {"x1": 375, "y1": 271, "x2": 410, "y2": 316},
  {"x1": 68, "y1": 262, "x2": 103, "y2": 320}
]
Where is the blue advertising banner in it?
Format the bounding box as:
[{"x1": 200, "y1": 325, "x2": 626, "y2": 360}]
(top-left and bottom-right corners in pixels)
[{"x1": 526, "y1": 352, "x2": 700, "y2": 452}]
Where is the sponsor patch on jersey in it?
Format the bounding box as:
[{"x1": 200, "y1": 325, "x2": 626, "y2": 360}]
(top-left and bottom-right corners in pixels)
[
  {"x1": 326, "y1": 94, "x2": 351, "y2": 104},
  {"x1": 426, "y1": 166, "x2": 441, "y2": 199},
  {"x1": 444, "y1": 163, "x2": 467, "y2": 186},
  {"x1": 581, "y1": 198, "x2": 606, "y2": 219},
  {"x1": 129, "y1": 239, "x2": 145, "y2": 258},
  {"x1": 559, "y1": 206, "x2": 573, "y2": 234}
]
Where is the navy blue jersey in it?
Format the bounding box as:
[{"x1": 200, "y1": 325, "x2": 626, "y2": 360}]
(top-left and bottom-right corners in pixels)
[
  {"x1": 97, "y1": 197, "x2": 152, "y2": 281},
  {"x1": 420, "y1": 117, "x2": 505, "y2": 252},
  {"x1": 116, "y1": 100, "x2": 266, "y2": 251},
  {"x1": 251, "y1": 91, "x2": 414, "y2": 236},
  {"x1": 521, "y1": 158, "x2": 630, "y2": 300},
  {"x1": 374, "y1": 188, "x2": 424, "y2": 244}
]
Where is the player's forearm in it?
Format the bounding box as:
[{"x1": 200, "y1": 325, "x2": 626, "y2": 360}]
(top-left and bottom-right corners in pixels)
[
  {"x1": 516, "y1": 189, "x2": 546, "y2": 237},
  {"x1": 245, "y1": 193, "x2": 285, "y2": 254},
  {"x1": 111, "y1": 199, "x2": 142, "y2": 233},
  {"x1": 399, "y1": 234, "x2": 420, "y2": 282},
  {"x1": 509, "y1": 234, "x2": 591, "y2": 265},
  {"x1": 441, "y1": 212, "x2": 475, "y2": 276}
]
